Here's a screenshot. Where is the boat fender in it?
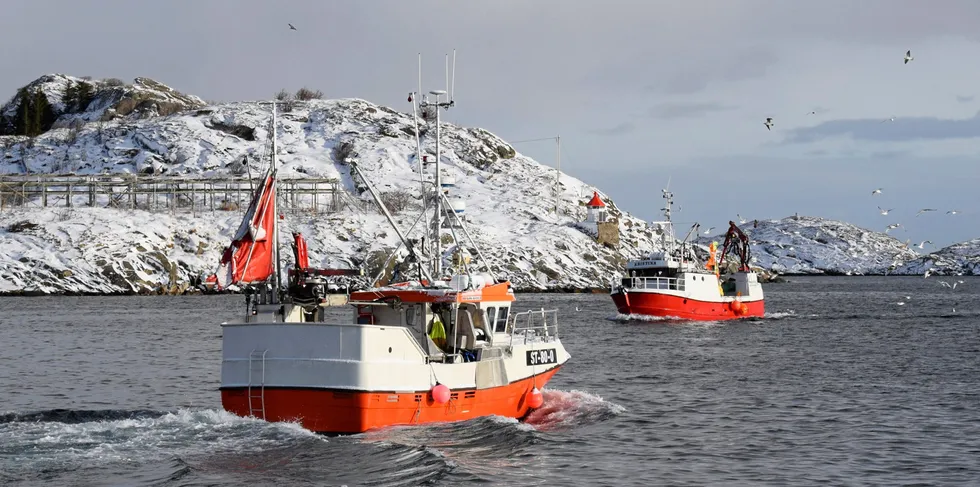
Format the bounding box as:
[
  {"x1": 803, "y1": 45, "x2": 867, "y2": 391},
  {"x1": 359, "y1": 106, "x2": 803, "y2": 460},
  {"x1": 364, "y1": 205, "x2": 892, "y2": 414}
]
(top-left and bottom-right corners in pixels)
[
  {"x1": 740, "y1": 303, "x2": 749, "y2": 315},
  {"x1": 526, "y1": 387, "x2": 544, "y2": 409},
  {"x1": 731, "y1": 300, "x2": 743, "y2": 315},
  {"x1": 431, "y1": 383, "x2": 450, "y2": 404}
]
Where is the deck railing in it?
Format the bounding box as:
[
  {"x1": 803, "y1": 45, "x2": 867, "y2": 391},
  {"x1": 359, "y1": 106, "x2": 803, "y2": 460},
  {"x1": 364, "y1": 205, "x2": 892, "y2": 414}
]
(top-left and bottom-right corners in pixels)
[
  {"x1": 621, "y1": 276, "x2": 685, "y2": 291},
  {"x1": 509, "y1": 308, "x2": 559, "y2": 346}
]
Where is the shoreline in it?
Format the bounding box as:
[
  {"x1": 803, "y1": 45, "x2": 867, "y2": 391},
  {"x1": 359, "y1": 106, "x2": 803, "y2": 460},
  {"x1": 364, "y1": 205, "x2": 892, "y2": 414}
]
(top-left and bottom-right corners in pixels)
[{"x1": 0, "y1": 274, "x2": 951, "y2": 297}]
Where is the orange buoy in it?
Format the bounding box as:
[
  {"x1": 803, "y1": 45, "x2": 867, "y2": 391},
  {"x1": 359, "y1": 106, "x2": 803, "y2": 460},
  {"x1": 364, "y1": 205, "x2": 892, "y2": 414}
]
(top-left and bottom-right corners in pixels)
[
  {"x1": 526, "y1": 387, "x2": 544, "y2": 409},
  {"x1": 740, "y1": 303, "x2": 749, "y2": 315},
  {"x1": 431, "y1": 383, "x2": 450, "y2": 404},
  {"x1": 731, "y1": 300, "x2": 743, "y2": 314}
]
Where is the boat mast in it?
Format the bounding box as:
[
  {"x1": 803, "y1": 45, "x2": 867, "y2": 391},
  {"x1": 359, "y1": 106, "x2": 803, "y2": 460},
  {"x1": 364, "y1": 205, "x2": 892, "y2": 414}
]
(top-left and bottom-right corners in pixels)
[
  {"x1": 555, "y1": 135, "x2": 561, "y2": 214},
  {"x1": 419, "y1": 51, "x2": 455, "y2": 279},
  {"x1": 661, "y1": 187, "x2": 675, "y2": 258},
  {"x1": 271, "y1": 101, "x2": 282, "y2": 302}
]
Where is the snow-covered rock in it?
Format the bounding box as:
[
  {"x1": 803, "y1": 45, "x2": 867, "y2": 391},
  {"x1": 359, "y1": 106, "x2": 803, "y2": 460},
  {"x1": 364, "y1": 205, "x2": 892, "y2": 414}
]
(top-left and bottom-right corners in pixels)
[
  {"x1": 1, "y1": 74, "x2": 205, "y2": 131},
  {"x1": 1, "y1": 74, "x2": 969, "y2": 294},
  {"x1": 698, "y1": 216, "x2": 919, "y2": 275},
  {"x1": 0, "y1": 75, "x2": 667, "y2": 294},
  {"x1": 891, "y1": 238, "x2": 980, "y2": 276}
]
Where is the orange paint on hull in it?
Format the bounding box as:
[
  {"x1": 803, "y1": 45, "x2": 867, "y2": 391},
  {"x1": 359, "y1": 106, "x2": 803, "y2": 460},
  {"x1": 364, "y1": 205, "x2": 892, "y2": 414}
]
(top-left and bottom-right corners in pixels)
[
  {"x1": 611, "y1": 291, "x2": 764, "y2": 321},
  {"x1": 221, "y1": 366, "x2": 561, "y2": 434}
]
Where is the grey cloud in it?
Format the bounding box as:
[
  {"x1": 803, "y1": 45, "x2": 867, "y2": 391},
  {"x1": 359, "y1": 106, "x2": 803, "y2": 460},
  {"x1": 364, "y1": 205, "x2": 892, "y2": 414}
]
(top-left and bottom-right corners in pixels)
[
  {"x1": 644, "y1": 50, "x2": 778, "y2": 95},
  {"x1": 648, "y1": 102, "x2": 737, "y2": 119},
  {"x1": 956, "y1": 95, "x2": 974, "y2": 103},
  {"x1": 785, "y1": 112, "x2": 980, "y2": 143},
  {"x1": 588, "y1": 122, "x2": 635, "y2": 137}
]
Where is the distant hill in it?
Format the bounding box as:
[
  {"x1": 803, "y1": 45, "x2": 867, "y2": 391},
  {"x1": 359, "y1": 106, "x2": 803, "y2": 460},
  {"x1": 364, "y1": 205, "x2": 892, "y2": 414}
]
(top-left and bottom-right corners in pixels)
[{"x1": 0, "y1": 74, "x2": 973, "y2": 295}]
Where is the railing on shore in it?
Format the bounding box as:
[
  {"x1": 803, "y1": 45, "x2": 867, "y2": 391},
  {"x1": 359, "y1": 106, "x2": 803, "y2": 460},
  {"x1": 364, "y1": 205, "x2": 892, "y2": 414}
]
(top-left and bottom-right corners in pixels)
[
  {"x1": 621, "y1": 276, "x2": 685, "y2": 291},
  {"x1": 0, "y1": 174, "x2": 350, "y2": 215}
]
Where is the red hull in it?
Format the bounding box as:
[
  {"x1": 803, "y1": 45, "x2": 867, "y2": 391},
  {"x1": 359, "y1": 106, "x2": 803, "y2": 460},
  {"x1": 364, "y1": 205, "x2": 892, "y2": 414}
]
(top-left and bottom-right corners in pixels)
[
  {"x1": 221, "y1": 366, "x2": 561, "y2": 433},
  {"x1": 611, "y1": 291, "x2": 764, "y2": 321}
]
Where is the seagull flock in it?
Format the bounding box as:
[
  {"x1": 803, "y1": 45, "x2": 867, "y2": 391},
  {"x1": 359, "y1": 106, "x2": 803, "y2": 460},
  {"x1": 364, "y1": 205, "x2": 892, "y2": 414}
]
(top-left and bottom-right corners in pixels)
[{"x1": 759, "y1": 49, "x2": 968, "y2": 295}]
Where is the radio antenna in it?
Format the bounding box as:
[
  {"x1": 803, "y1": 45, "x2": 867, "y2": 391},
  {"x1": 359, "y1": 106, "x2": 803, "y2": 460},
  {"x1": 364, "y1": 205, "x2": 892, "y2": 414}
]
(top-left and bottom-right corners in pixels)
[
  {"x1": 417, "y1": 53, "x2": 422, "y2": 104},
  {"x1": 450, "y1": 49, "x2": 456, "y2": 103}
]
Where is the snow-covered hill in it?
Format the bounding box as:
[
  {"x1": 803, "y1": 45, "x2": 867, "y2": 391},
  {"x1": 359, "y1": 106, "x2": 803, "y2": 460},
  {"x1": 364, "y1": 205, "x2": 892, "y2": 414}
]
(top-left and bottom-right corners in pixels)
[
  {"x1": 0, "y1": 75, "x2": 666, "y2": 294},
  {"x1": 892, "y1": 238, "x2": 980, "y2": 276},
  {"x1": 698, "y1": 216, "x2": 919, "y2": 275},
  {"x1": 0, "y1": 75, "x2": 973, "y2": 294}
]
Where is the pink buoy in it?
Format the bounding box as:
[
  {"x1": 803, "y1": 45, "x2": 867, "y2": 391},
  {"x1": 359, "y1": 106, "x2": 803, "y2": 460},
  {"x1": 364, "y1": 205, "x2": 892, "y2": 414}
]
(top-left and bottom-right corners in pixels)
[
  {"x1": 526, "y1": 387, "x2": 544, "y2": 409},
  {"x1": 431, "y1": 383, "x2": 450, "y2": 404}
]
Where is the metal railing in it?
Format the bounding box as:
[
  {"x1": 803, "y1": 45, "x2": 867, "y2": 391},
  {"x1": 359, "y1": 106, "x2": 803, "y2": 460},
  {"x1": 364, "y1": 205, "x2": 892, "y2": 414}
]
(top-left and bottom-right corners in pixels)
[
  {"x1": 621, "y1": 276, "x2": 685, "y2": 291},
  {"x1": 0, "y1": 174, "x2": 344, "y2": 215},
  {"x1": 509, "y1": 308, "x2": 559, "y2": 346}
]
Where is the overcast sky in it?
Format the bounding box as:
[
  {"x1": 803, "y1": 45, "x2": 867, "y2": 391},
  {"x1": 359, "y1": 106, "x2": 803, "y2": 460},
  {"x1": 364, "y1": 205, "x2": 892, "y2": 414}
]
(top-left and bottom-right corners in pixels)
[{"x1": 2, "y1": 0, "x2": 979, "y2": 247}]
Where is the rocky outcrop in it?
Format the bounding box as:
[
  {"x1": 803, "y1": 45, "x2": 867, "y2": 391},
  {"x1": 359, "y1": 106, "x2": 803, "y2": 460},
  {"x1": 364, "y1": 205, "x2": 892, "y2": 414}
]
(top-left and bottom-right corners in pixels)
[{"x1": 891, "y1": 237, "x2": 980, "y2": 276}]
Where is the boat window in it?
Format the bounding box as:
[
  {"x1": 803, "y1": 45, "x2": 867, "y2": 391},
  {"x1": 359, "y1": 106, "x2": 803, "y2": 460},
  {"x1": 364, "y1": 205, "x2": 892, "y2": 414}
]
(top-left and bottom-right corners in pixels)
[
  {"x1": 495, "y1": 307, "x2": 509, "y2": 333},
  {"x1": 405, "y1": 304, "x2": 422, "y2": 331},
  {"x1": 486, "y1": 307, "x2": 496, "y2": 331}
]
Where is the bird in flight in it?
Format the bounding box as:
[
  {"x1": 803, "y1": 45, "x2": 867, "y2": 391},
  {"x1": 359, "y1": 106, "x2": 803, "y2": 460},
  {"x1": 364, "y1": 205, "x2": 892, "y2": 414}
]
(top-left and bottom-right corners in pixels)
[
  {"x1": 878, "y1": 206, "x2": 892, "y2": 215},
  {"x1": 871, "y1": 188, "x2": 882, "y2": 196},
  {"x1": 904, "y1": 50, "x2": 914, "y2": 64},
  {"x1": 885, "y1": 223, "x2": 901, "y2": 233},
  {"x1": 916, "y1": 208, "x2": 937, "y2": 217},
  {"x1": 288, "y1": 23, "x2": 298, "y2": 30},
  {"x1": 880, "y1": 116, "x2": 896, "y2": 123},
  {"x1": 916, "y1": 240, "x2": 933, "y2": 249},
  {"x1": 947, "y1": 210, "x2": 959, "y2": 215},
  {"x1": 737, "y1": 214, "x2": 747, "y2": 224},
  {"x1": 703, "y1": 226, "x2": 715, "y2": 235},
  {"x1": 764, "y1": 117, "x2": 774, "y2": 131}
]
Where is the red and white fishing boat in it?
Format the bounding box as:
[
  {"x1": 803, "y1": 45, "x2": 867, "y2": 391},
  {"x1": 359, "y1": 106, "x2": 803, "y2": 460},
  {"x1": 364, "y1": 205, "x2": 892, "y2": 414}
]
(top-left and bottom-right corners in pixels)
[
  {"x1": 611, "y1": 188, "x2": 765, "y2": 320},
  {"x1": 218, "y1": 72, "x2": 569, "y2": 434}
]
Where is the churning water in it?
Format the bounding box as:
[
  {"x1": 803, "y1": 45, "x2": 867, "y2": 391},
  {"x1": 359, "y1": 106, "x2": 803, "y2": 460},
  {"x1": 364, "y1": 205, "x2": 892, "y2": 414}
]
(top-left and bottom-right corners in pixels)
[{"x1": 1, "y1": 276, "x2": 978, "y2": 485}]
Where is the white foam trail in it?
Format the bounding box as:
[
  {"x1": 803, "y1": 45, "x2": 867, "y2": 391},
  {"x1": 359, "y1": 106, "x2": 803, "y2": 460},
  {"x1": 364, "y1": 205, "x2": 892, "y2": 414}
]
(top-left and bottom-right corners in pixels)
[{"x1": 524, "y1": 389, "x2": 626, "y2": 431}]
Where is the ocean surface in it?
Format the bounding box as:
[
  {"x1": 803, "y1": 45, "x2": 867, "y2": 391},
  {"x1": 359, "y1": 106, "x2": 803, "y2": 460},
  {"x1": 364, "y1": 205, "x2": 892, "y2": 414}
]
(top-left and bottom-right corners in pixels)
[{"x1": 1, "y1": 276, "x2": 979, "y2": 486}]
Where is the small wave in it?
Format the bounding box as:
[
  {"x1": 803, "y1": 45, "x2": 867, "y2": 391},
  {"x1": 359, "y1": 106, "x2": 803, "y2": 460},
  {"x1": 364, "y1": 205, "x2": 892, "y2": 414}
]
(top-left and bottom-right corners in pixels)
[
  {"x1": 525, "y1": 389, "x2": 626, "y2": 432},
  {"x1": 764, "y1": 310, "x2": 797, "y2": 319},
  {"x1": 611, "y1": 313, "x2": 685, "y2": 323},
  {"x1": 0, "y1": 408, "x2": 321, "y2": 482},
  {"x1": 0, "y1": 408, "x2": 164, "y2": 425}
]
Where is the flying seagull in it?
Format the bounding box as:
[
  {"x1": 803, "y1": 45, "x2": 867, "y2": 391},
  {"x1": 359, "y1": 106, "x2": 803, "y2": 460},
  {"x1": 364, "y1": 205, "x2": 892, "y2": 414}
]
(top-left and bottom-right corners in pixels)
[
  {"x1": 924, "y1": 268, "x2": 935, "y2": 279},
  {"x1": 871, "y1": 188, "x2": 882, "y2": 196},
  {"x1": 940, "y1": 280, "x2": 952, "y2": 288},
  {"x1": 764, "y1": 117, "x2": 774, "y2": 131},
  {"x1": 737, "y1": 214, "x2": 747, "y2": 224},
  {"x1": 878, "y1": 206, "x2": 892, "y2": 215},
  {"x1": 916, "y1": 240, "x2": 933, "y2": 249},
  {"x1": 916, "y1": 208, "x2": 938, "y2": 217},
  {"x1": 947, "y1": 210, "x2": 959, "y2": 215},
  {"x1": 288, "y1": 23, "x2": 297, "y2": 30},
  {"x1": 885, "y1": 223, "x2": 901, "y2": 233},
  {"x1": 904, "y1": 50, "x2": 914, "y2": 64},
  {"x1": 880, "y1": 116, "x2": 896, "y2": 123},
  {"x1": 703, "y1": 226, "x2": 715, "y2": 235}
]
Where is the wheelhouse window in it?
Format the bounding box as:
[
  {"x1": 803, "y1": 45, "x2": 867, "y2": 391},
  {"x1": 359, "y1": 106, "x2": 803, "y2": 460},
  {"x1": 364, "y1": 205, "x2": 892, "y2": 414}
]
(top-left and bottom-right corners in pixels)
[
  {"x1": 486, "y1": 307, "x2": 497, "y2": 332},
  {"x1": 495, "y1": 307, "x2": 509, "y2": 333}
]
